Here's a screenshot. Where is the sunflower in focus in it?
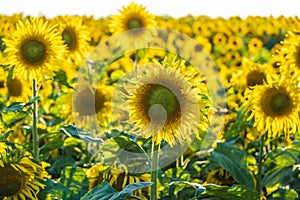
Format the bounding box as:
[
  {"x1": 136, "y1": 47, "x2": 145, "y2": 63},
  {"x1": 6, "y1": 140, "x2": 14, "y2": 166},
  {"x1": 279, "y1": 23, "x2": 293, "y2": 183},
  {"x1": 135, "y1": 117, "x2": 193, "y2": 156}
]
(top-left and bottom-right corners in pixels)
[
  {"x1": 0, "y1": 143, "x2": 49, "y2": 200},
  {"x1": 243, "y1": 75, "x2": 300, "y2": 139},
  {"x1": 122, "y1": 57, "x2": 210, "y2": 147},
  {"x1": 54, "y1": 15, "x2": 91, "y2": 67},
  {"x1": 108, "y1": 2, "x2": 157, "y2": 48},
  {"x1": 3, "y1": 17, "x2": 66, "y2": 81}
]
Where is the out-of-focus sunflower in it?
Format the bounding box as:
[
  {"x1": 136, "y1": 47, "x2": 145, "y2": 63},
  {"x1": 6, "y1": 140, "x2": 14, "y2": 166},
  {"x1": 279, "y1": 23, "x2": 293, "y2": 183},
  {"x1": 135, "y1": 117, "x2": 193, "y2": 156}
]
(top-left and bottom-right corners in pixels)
[
  {"x1": 86, "y1": 162, "x2": 109, "y2": 190},
  {"x1": 230, "y1": 58, "x2": 272, "y2": 92},
  {"x1": 0, "y1": 14, "x2": 22, "y2": 37},
  {"x1": 121, "y1": 57, "x2": 210, "y2": 146},
  {"x1": 204, "y1": 168, "x2": 237, "y2": 186},
  {"x1": 243, "y1": 76, "x2": 300, "y2": 138},
  {"x1": 279, "y1": 31, "x2": 300, "y2": 71},
  {"x1": 108, "y1": 2, "x2": 157, "y2": 48},
  {"x1": 72, "y1": 83, "x2": 114, "y2": 130},
  {"x1": 106, "y1": 163, "x2": 150, "y2": 199},
  {"x1": 87, "y1": 162, "x2": 150, "y2": 199},
  {"x1": 0, "y1": 143, "x2": 49, "y2": 200},
  {"x1": 227, "y1": 35, "x2": 244, "y2": 51},
  {"x1": 3, "y1": 78, "x2": 31, "y2": 102},
  {"x1": 53, "y1": 15, "x2": 91, "y2": 67},
  {"x1": 3, "y1": 17, "x2": 66, "y2": 82},
  {"x1": 248, "y1": 37, "x2": 263, "y2": 54},
  {"x1": 212, "y1": 32, "x2": 228, "y2": 47}
]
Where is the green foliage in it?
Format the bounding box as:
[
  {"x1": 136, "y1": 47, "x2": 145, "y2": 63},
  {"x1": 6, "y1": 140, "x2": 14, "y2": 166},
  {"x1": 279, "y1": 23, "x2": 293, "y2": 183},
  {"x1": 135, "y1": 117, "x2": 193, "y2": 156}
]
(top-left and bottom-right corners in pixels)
[
  {"x1": 102, "y1": 135, "x2": 151, "y2": 173},
  {"x1": 42, "y1": 166, "x2": 89, "y2": 199},
  {"x1": 81, "y1": 182, "x2": 152, "y2": 200},
  {"x1": 53, "y1": 70, "x2": 74, "y2": 89},
  {"x1": 210, "y1": 142, "x2": 255, "y2": 189}
]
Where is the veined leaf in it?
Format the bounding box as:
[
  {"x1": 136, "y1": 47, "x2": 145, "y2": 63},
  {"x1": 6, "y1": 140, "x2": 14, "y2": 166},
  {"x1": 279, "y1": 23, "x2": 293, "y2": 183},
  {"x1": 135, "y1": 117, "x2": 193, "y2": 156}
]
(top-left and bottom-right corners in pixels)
[{"x1": 210, "y1": 142, "x2": 255, "y2": 189}]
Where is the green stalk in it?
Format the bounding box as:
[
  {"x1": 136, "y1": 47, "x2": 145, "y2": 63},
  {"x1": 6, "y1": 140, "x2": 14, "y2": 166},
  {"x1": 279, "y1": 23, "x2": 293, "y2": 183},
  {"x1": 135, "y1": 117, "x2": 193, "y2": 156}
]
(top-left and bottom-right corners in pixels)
[
  {"x1": 256, "y1": 133, "x2": 265, "y2": 194},
  {"x1": 150, "y1": 142, "x2": 160, "y2": 200},
  {"x1": 32, "y1": 79, "x2": 39, "y2": 161}
]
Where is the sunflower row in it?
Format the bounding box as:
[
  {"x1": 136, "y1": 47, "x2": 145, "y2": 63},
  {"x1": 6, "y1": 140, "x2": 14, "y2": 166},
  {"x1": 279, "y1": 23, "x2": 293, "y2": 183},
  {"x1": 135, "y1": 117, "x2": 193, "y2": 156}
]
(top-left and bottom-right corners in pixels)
[{"x1": 0, "y1": 1, "x2": 300, "y2": 199}]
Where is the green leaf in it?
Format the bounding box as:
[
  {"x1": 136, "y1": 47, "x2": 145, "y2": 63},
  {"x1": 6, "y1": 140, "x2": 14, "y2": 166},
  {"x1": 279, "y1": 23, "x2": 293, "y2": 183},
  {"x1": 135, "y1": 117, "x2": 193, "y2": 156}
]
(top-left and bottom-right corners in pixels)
[
  {"x1": 59, "y1": 124, "x2": 104, "y2": 143},
  {"x1": 59, "y1": 166, "x2": 89, "y2": 199},
  {"x1": 102, "y1": 136, "x2": 151, "y2": 173},
  {"x1": 3, "y1": 102, "x2": 25, "y2": 112},
  {"x1": 262, "y1": 146, "x2": 300, "y2": 187},
  {"x1": 110, "y1": 182, "x2": 152, "y2": 200},
  {"x1": 199, "y1": 184, "x2": 259, "y2": 200},
  {"x1": 24, "y1": 96, "x2": 40, "y2": 107},
  {"x1": 39, "y1": 178, "x2": 75, "y2": 200},
  {"x1": 169, "y1": 181, "x2": 205, "y2": 199},
  {"x1": 81, "y1": 182, "x2": 116, "y2": 200},
  {"x1": 210, "y1": 142, "x2": 255, "y2": 189},
  {"x1": 81, "y1": 182, "x2": 152, "y2": 200},
  {"x1": 224, "y1": 107, "x2": 252, "y2": 138},
  {"x1": 53, "y1": 70, "x2": 74, "y2": 89},
  {"x1": 268, "y1": 188, "x2": 298, "y2": 200}
]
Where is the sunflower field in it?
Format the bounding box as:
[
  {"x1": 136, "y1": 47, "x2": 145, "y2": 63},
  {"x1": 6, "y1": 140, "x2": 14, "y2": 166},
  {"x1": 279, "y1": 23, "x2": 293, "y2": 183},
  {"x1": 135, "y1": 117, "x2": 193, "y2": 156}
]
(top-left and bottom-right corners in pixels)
[{"x1": 1, "y1": 2, "x2": 300, "y2": 200}]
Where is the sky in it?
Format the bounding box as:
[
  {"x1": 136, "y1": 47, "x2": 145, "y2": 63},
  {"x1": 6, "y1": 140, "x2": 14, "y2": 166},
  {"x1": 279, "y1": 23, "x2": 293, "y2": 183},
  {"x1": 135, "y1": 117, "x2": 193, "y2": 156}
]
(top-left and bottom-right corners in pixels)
[{"x1": 1, "y1": 0, "x2": 300, "y2": 18}]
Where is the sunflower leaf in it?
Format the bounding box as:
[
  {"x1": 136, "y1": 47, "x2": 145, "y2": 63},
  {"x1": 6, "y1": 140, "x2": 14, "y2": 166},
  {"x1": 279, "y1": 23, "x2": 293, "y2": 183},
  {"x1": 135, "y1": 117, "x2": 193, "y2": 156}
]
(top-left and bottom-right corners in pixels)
[
  {"x1": 53, "y1": 70, "x2": 74, "y2": 89},
  {"x1": 196, "y1": 184, "x2": 259, "y2": 200},
  {"x1": 102, "y1": 136, "x2": 151, "y2": 173},
  {"x1": 210, "y1": 142, "x2": 255, "y2": 189},
  {"x1": 81, "y1": 182, "x2": 152, "y2": 200},
  {"x1": 268, "y1": 188, "x2": 298, "y2": 200}
]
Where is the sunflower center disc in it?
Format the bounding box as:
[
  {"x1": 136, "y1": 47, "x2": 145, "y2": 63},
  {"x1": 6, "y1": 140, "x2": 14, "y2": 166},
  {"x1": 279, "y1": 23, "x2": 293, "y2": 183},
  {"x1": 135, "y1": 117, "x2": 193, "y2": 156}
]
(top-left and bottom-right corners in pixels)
[
  {"x1": 0, "y1": 165, "x2": 23, "y2": 197},
  {"x1": 247, "y1": 71, "x2": 266, "y2": 87},
  {"x1": 127, "y1": 18, "x2": 143, "y2": 30},
  {"x1": 21, "y1": 39, "x2": 46, "y2": 64},
  {"x1": 7, "y1": 79, "x2": 22, "y2": 97},
  {"x1": 63, "y1": 29, "x2": 76, "y2": 50},
  {"x1": 146, "y1": 84, "x2": 180, "y2": 123},
  {"x1": 269, "y1": 92, "x2": 291, "y2": 115}
]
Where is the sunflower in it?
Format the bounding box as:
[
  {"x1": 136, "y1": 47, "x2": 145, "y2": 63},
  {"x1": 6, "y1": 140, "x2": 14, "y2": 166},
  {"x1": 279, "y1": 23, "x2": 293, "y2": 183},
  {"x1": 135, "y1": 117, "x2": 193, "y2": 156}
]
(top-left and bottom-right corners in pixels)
[
  {"x1": 227, "y1": 35, "x2": 244, "y2": 51},
  {"x1": 119, "y1": 57, "x2": 210, "y2": 147},
  {"x1": 204, "y1": 168, "x2": 237, "y2": 186},
  {"x1": 243, "y1": 76, "x2": 300, "y2": 138},
  {"x1": 3, "y1": 17, "x2": 66, "y2": 82},
  {"x1": 230, "y1": 58, "x2": 272, "y2": 92},
  {"x1": 72, "y1": 83, "x2": 114, "y2": 130},
  {"x1": 108, "y1": 2, "x2": 157, "y2": 49},
  {"x1": 87, "y1": 162, "x2": 150, "y2": 199},
  {"x1": 0, "y1": 143, "x2": 49, "y2": 200},
  {"x1": 212, "y1": 32, "x2": 228, "y2": 47},
  {"x1": 53, "y1": 15, "x2": 91, "y2": 67},
  {"x1": 106, "y1": 162, "x2": 150, "y2": 199},
  {"x1": 248, "y1": 37, "x2": 263, "y2": 54},
  {"x1": 279, "y1": 31, "x2": 300, "y2": 73}
]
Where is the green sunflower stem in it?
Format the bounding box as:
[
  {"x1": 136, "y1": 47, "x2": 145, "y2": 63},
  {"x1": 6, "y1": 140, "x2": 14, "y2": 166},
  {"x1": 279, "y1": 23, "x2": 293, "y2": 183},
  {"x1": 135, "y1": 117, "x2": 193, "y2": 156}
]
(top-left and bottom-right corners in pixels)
[
  {"x1": 256, "y1": 133, "x2": 265, "y2": 194},
  {"x1": 150, "y1": 142, "x2": 160, "y2": 200},
  {"x1": 32, "y1": 79, "x2": 39, "y2": 161}
]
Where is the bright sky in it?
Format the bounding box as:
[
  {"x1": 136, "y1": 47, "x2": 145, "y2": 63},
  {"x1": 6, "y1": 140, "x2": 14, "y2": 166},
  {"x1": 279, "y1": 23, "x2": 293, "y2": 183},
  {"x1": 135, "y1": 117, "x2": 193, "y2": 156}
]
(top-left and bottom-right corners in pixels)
[{"x1": 2, "y1": 0, "x2": 300, "y2": 18}]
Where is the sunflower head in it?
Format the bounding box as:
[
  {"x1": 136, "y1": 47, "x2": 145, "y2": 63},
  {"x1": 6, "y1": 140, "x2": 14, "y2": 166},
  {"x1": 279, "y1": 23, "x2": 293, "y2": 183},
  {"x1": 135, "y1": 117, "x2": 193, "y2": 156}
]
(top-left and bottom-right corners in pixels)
[
  {"x1": 109, "y1": 2, "x2": 156, "y2": 34},
  {"x1": 3, "y1": 17, "x2": 66, "y2": 81},
  {"x1": 0, "y1": 143, "x2": 49, "y2": 200},
  {"x1": 108, "y1": 2, "x2": 157, "y2": 49},
  {"x1": 72, "y1": 83, "x2": 113, "y2": 130},
  {"x1": 244, "y1": 76, "x2": 300, "y2": 138},
  {"x1": 54, "y1": 15, "x2": 90, "y2": 66},
  {"x1": 114, "y1": 56, "x2": 211, "y2": 147}
]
